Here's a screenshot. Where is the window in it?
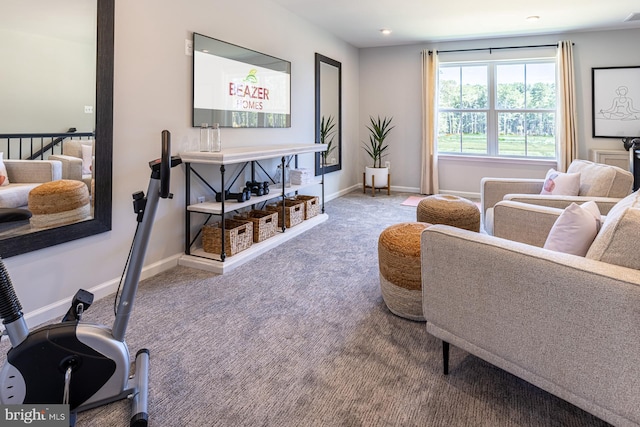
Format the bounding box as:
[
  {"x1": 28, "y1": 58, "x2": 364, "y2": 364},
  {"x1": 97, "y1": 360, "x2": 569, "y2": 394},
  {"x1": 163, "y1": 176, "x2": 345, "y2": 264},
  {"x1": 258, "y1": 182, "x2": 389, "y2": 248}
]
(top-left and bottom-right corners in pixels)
[{"x1": 437, "y1": 60, "x2": 557, "y2": 158}]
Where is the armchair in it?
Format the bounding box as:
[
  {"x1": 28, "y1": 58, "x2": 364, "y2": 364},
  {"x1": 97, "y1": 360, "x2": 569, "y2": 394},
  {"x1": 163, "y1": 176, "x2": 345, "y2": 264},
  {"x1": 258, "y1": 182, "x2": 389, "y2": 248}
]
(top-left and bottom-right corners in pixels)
[
  {"x1": 421, "y1": 190, "x2": 640, "y2": 427},
  {"x1": 48, "y1": 139, "x2": 94, "y2": 191},
  {"x1": 421, "y1": 193, "x2": 640, "y2": 426},
  {"x1": 481, "y1": 159, "x2": 633, "y2": 234}
]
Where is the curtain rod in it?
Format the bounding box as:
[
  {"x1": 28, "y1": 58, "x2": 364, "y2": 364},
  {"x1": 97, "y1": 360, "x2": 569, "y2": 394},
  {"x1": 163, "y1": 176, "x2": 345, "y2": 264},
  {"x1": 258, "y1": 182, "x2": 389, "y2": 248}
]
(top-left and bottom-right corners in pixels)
[{"x1": 428, "y1": 42, "x2": 573, "y2": 55}]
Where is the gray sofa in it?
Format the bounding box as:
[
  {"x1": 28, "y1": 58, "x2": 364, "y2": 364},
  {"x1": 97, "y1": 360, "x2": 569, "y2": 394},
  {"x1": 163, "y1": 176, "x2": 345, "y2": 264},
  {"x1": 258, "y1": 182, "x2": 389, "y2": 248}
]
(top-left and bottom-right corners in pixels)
[
  {"x1": 0, "y1": 159, "x2": 62, "y2": 209},
  {"x1": 421, "y1": 190, "x2": 640, "y2": 427}
]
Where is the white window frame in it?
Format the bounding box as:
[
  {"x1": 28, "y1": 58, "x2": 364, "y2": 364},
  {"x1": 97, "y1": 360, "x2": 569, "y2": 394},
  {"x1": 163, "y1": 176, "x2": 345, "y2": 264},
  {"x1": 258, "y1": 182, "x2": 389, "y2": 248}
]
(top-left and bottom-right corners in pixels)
[{"x1": 437, "y1": 58, "x2": 558, "y2": 160}]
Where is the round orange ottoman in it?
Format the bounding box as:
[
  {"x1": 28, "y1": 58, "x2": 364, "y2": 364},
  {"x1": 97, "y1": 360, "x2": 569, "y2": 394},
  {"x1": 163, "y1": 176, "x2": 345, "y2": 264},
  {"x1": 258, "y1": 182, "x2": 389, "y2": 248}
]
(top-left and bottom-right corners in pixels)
[
  {"x1": 28, "y1": 179, "x2": 90, "y2": 229},
  {"x1": 378, "y1": 222, "x2": 430, "y2": 321},
  {"x1": 417, "y1": 194, "x2": 480, "y2": 232}
]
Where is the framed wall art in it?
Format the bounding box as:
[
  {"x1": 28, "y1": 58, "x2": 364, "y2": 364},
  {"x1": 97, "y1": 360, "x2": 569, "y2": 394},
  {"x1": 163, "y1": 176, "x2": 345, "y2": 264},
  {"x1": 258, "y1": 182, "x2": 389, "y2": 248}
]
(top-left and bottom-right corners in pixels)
[{"x1": 592, "y1": 66, "x2": 640, "y2": 138}]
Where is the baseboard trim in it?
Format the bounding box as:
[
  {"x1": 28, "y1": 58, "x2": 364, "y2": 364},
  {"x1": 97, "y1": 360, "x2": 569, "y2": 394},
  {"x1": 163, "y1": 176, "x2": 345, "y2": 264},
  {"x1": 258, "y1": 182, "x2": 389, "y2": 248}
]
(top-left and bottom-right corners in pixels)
[
  {"x1": 391, "y1": 185, "x2": 420, "y2": 193},
  {"x1": 326, "y1": 184, "x2": 360, "y2": 201},
  {"x1": 23, "y1": 254, "x2": 181, "y2": 329},
  {"x1": 439, "y1": 189, "x2": 481, "y2": 200}
]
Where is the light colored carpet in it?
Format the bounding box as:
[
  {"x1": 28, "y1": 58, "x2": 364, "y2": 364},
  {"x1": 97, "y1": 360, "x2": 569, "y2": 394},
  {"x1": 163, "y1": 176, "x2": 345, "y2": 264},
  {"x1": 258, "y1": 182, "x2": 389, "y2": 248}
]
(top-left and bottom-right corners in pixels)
[{"x1": 2, "y1": 191, "x2": 609, "y2": 426}]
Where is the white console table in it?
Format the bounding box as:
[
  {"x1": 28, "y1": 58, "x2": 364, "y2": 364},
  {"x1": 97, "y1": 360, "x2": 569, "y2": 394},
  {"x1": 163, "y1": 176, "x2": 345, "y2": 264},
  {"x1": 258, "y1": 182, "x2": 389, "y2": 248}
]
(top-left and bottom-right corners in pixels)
[{"x1": 178, "y1": 143, "x2": 328, "y2": 274}]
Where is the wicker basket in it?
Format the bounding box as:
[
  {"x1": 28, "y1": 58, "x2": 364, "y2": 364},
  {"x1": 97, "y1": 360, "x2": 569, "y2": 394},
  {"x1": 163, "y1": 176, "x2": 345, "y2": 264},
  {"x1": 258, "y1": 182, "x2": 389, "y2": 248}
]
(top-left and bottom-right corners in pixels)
[
  {"x1": 289, "y1": 195, "x2": 320, "y2": 219},
  {"x1": 266, "y1": 199, "x2": 305, "y2": 228},
  {"x1": 234, "y1": 210, "x2": 278, "y2": 243},
  {"x1": 202, "y1": 219, "x2": 253, "y2": 256}
]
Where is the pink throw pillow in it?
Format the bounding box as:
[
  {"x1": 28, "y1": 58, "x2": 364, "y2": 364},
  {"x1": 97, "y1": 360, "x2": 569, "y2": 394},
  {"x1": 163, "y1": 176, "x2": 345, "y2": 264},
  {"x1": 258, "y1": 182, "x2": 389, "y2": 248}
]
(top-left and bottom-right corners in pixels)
[{"x1": 540, "y1": 169, "x2": 580, "y2": 196}]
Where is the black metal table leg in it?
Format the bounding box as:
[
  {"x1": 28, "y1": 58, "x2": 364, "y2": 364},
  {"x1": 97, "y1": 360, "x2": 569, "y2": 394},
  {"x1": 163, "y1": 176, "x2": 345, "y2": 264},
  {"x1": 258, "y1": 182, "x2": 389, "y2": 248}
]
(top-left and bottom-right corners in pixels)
[
  {"x1": 185, "y1": 162, "x2": 191, "y2": 255},
  {"x1": 280, "y1": 156, "x2": 286, "y2": 232},
  {"x1": 443, "y1": 341, "x2": 450, "y2": 375},
  {"x1": 220, "y1": 164, "x2": 226, "y2": 262}
]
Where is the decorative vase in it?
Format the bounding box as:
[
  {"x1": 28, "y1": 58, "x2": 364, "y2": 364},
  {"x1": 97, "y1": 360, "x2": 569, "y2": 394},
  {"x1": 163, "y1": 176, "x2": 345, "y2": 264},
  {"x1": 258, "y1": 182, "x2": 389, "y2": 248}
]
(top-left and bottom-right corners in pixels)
[{"x1": 365, "y1": 166, "x2": 389, "y2": 188}]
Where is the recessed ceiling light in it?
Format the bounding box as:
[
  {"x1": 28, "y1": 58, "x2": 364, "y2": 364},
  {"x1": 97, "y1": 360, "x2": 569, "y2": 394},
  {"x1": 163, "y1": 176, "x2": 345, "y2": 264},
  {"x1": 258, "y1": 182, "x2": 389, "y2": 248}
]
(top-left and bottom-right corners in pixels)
[
  {"x1": 380, "y1": 29, "x2": 392, "y2": 35},
  {"x1": 526, "y1": 16, "x2": 540, "y2": 22}
]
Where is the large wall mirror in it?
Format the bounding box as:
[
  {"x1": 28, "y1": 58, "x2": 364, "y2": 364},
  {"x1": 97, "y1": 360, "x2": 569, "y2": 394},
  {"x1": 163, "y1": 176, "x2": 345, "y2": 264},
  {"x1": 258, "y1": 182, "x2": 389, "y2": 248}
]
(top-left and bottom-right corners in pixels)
[
  {"x1": 315, "y1": 53, "x2": 342, "y2": 176},
  {"x1": 0, "y1": 0, "x2": 113, "y2": 258}
]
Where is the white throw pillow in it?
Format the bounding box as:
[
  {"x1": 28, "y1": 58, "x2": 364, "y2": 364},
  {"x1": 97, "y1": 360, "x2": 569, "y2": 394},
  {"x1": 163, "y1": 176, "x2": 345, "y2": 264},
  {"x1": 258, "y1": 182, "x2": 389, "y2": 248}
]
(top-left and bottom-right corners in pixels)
[
  {"x1": 586, "y1": 190, "x2": 640, "y2": 270},
  {"x1": 540, "y1": 169, "x2": 581, "y2": 196},
  {"x1": 81, "y1": 144, "x2": 92, "y2": 175},
  {"x1": 543, "y1": 201, "x2": 601, "y2": 256},
  {"x1": 0, "y1": 152, "x2": 9, "y2": 187}
]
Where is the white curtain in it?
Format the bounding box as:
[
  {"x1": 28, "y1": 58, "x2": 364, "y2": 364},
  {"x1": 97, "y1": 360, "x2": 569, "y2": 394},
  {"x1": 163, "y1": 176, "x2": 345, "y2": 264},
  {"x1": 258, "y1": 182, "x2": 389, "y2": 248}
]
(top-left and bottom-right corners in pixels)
[
  {"x1": 557, "y1": 40, "x2": 578, "y2": 171},
  {"x1": 420, "y1": 50, "x2": 439, "y2": 195}
]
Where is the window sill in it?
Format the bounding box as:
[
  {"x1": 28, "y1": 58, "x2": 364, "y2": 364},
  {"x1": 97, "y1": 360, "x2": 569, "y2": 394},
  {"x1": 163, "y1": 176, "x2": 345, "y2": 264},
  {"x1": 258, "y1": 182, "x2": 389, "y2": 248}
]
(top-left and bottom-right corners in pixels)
[{"x1": 437, "y1": 154, "x2": 557, "y2": 167}]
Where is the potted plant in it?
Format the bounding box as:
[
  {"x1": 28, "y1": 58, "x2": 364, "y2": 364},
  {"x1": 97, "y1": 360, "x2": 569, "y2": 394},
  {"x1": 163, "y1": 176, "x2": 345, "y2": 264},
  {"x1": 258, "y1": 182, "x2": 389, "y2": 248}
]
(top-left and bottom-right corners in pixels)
[
  {"x1": 320, "y1": 115, "x2": 337, "y2": 167},
  {"x1": 363, "y1": 115, "x2": 394, "y2": 189}
]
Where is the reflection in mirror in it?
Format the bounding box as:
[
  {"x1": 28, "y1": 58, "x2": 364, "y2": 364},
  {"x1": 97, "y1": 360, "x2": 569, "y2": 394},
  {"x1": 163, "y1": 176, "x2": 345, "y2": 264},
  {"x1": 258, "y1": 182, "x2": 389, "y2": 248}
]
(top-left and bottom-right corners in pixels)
[
  {"x1": 315, "y1": 53, "x2": 342, "y2": 176},
  {"x1": 0, "y1": 0, "x2": 113, "y2": 258}
]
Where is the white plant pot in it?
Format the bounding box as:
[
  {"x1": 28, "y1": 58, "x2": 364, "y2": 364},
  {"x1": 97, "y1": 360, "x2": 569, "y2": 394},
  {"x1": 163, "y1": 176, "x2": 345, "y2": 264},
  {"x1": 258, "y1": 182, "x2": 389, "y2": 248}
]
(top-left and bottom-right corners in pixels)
[{"x1": 365, "y1": 166, "x2": 389, "y2": 188}]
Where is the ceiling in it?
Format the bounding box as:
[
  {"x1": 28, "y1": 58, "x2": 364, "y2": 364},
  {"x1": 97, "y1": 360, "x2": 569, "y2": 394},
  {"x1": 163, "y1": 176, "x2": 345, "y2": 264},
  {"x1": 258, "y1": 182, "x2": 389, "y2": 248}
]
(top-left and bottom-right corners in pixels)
[{"x1": 270, "y1": 0, "x2": 640, "y2": 48}]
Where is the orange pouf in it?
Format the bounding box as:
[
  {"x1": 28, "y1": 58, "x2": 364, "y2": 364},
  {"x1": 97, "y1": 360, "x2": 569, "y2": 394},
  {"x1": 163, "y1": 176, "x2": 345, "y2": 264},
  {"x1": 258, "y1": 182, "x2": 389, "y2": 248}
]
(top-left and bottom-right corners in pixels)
[
  {"x1": 378, "y1": 222, "x2": 430, "y2": 321},
  {"x1": 417, "y1": 194, "x2": 480, "y2": 232},
  {"x1": 28, "y1": 179, "x2": 90, "y2": 228}
]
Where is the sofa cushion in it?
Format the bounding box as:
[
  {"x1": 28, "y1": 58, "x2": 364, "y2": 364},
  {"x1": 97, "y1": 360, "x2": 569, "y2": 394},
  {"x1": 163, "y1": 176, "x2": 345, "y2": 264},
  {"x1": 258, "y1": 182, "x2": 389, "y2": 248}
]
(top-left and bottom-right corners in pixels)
[
  {"x1": 567, "y1": 159, "x2": 633, "y2": 198},
  {"x1": 543, "y1": 201, "x2": 601, "y2": 256},
  {"x1": 586, "y1": 190, "x2": 640, "y2": 269},
  {"x1": 0, "y1": 183, "x2": 41, "y2": 209},
  {"x1": 540, "y1": 169, "x2": 580, "y2": 196},
  {"x1": 0, "y1": 153, "x2": 9, "y2": 187}
]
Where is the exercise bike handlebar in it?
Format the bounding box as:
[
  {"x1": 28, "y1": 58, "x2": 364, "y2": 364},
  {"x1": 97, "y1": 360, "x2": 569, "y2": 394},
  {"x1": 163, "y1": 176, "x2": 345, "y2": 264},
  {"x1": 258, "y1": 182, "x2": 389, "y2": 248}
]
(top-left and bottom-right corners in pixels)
[{"x1": 112, "y1": 131, "x2": 181, "y2": 342}]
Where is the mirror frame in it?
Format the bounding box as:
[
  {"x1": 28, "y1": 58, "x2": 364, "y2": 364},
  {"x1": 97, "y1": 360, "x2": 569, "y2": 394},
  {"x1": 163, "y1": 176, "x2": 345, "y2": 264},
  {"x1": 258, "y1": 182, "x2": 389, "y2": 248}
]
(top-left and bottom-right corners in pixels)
[
  {"x1": 2, "y1": 0, "x2": 113, "y2": 258},
  {"x1": 314, "y1": 53, "x2": 342, "y2": 176}
]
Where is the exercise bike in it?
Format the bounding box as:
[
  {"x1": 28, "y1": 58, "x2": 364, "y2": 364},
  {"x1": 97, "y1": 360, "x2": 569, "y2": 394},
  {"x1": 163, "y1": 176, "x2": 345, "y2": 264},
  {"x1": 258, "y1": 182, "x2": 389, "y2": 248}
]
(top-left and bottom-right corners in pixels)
[{"x1": 0, "y1": 130, "x2": 181, "y2": 426}]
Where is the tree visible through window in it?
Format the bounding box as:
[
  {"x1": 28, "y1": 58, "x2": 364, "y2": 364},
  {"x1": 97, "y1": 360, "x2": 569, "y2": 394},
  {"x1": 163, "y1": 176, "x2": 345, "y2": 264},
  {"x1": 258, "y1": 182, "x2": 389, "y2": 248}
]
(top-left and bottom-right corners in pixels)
[{"x1": 438, "y1": 60, "x2": 557, "y2": 158}]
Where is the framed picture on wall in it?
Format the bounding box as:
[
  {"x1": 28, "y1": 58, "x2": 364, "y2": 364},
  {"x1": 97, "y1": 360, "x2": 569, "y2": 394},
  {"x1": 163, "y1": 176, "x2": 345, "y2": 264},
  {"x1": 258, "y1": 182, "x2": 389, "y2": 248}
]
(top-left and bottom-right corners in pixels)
[{"x1": 592, "y1": 66, "x2": 640, "y2": 138}]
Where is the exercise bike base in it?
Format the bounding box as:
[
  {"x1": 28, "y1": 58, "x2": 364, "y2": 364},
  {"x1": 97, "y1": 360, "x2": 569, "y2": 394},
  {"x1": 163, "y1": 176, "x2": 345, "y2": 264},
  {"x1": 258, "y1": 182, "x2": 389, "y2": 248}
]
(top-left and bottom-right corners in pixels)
[
  {"x1": 129, "y1": 348, "x2": 150, "y2": 427},
  {"x1": 130, "y1": 413, "x2": 148, "y2": 427}
]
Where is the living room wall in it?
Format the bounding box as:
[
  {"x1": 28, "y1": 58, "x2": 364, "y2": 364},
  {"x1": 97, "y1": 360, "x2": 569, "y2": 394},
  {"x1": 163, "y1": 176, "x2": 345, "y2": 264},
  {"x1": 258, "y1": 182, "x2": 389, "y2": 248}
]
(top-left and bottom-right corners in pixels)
[
  {"x1": 359, "y1": 27, "x2": 640, "y2": 197},
  {"x1": 4, "y1": 0, "x2": 359, "y2": 327}
]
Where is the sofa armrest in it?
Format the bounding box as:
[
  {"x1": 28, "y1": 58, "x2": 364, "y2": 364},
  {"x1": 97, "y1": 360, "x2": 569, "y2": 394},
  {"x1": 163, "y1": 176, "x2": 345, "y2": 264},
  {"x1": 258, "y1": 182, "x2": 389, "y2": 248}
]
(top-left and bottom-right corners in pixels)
[
  {"x1": 503, "y1": 194, "x2": 622, "y2": 215},
  {"x1": 421, "y1": 225, "x2": 640, "y2": 426},
  {"x1": 480, "y1": 177, "x2": 544, "y2": 218},
  {"x1": 48, "y1": 154, "x2": 83, "y2": 181},
  {"x1": 492, "y1": 201, "x2": 562, "y2": 247},
  {"x1": 4, "y1": 159, "x2": 62, "y2": 183}
]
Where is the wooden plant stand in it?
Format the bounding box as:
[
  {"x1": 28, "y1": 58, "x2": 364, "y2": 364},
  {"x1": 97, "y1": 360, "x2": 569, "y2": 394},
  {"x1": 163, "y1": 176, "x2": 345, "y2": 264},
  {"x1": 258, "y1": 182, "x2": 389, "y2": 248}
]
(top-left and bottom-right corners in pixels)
[{"x1": 363, "y1": 172, "x2": 391, "y2": 197}]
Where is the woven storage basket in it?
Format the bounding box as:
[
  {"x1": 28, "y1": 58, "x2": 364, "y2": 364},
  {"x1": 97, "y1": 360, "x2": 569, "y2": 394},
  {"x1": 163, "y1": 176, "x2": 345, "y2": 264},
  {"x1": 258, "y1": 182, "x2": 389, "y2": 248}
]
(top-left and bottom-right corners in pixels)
[
  {"x1": 202, "y1": 219, "x2": 253, "y2": 256},
  {"x1": 234, "y1": 210, "x2": 278, "y2": 243},
  {"x1": 289, "y1": 195, "x2": 319, "y2": 219},
  {"x1": 266, "y1": 199, "x2": 304, "y2": 228}
]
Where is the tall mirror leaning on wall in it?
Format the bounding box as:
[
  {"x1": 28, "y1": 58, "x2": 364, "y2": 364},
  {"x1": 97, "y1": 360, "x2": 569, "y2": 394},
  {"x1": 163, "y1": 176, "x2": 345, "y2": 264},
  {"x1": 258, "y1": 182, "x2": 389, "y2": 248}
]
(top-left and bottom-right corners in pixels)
[
  {"x1": 315, "y1": 53, "x2": 342, "y2": 176},
  {"x1": 0, "y1": 0, "x2": 114, "y2": 257}
]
